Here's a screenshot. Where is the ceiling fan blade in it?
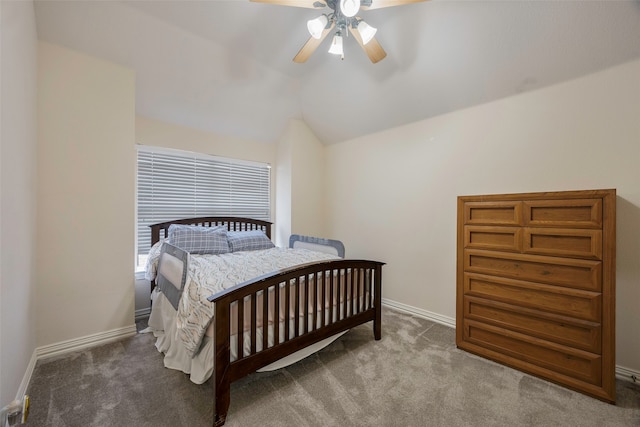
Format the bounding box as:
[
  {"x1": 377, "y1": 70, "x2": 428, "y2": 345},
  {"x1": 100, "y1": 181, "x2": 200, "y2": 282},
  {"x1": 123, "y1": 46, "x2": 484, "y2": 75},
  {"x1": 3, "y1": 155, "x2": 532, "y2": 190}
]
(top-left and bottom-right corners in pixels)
[
  {"x1": 293, "y1": 23, "x2": 335, "y2": 63},
  {"x1": 251, "y1": 0, "x2": 326, "y2": 9},
  {"x1": 361, "y1": 0, "x2": 428, "y2": 10},
  {"x1": 349, "y1": 26, "x2": 387, "y2": 63}
]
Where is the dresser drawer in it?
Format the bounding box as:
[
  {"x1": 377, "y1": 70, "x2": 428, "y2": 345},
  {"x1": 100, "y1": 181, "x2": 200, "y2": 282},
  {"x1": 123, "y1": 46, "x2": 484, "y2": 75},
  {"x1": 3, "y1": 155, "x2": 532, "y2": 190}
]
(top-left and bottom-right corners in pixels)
[
  {"x1": 464, "y1": 320, "x2": 602, "y2": 386},
  {"x1": 523, "y1": 199, "x2": 602, "y2": 228},
  {"x1": 464, "y1": 296, "x2": 601, "y2": 353},
  {"x1": 465, "y1": 249, "x2": 602, "y2": 291},
  {"x1": 465, "y1": 226, "x2": 522, "y2": 252},
  {"x1": 464, "y1": 201, "x2": 522, "y2": 226},
  {"x1": 523, "y1": 228, "x2": 602, "y2": 259},
  {"x1": 463, "y1": 273, "x2": 602, "y2": 321}
]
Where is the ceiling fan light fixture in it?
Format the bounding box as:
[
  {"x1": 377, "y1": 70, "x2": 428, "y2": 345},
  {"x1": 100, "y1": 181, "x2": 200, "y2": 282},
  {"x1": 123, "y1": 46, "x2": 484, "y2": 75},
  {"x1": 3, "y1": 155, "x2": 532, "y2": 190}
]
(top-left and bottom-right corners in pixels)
[
  {"x1": 357, "y1": 20, "x2": 377, "y2": 45},
  {"x1": 328, "y1": 33, "x2": 344, "y2": 59},
  {"x1": 339, "y1": 0, "x2": 360, "y2": 17},
  {"x1": 307, "y1": 15, "x2": 329, "y2": 39}
]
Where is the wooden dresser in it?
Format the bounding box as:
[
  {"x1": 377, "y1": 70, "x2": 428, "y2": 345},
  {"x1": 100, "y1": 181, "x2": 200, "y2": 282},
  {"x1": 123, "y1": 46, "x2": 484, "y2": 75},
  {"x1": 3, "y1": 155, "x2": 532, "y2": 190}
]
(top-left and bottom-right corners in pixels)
[{"x1": 456, "y1": 189, "x2": 616, "y2": 403}]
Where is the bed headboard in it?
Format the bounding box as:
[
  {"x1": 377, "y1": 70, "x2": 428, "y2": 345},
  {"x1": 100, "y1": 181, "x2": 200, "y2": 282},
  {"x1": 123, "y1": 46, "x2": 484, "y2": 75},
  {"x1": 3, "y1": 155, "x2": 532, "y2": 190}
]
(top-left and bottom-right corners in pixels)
[{"x1": 149, "y1": 217, "x2": 273, "y2": 246}]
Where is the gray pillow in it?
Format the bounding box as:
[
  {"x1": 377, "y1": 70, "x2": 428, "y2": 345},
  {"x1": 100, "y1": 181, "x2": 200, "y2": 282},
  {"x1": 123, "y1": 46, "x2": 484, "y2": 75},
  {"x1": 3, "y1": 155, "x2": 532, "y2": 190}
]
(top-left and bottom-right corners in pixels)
[
  {"x1": 227, "y1": 230, "x2": 275, "y2": 252},
  {"x1": 168, "y1": 224, "x2": 229, "y2": 254}
]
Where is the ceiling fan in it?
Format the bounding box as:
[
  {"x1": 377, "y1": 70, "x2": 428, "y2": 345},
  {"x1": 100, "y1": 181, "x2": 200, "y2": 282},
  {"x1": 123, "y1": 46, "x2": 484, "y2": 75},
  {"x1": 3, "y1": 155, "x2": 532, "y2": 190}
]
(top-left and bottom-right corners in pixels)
[{"x1": 251, "y1": 0, "x2": 427, "y2": 63}]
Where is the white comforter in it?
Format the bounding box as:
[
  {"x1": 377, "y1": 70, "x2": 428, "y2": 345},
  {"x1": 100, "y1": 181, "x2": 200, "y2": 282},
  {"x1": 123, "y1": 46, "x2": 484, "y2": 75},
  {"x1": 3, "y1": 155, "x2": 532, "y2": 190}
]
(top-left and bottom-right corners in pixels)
[{"x1": 164, "y1": 247, "x2": 339, "y2": 357}]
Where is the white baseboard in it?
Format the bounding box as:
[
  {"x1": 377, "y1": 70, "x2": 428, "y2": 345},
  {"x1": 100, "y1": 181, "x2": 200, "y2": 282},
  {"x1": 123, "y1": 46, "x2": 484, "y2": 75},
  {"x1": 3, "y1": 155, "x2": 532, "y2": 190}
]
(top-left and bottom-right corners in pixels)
[
  {"x1": 15, "y1": 350, "x2": 37, "y2": 400},
  {"x1": 382, "y1": 298, "x2": 456, "y2": 328},
  {"x1": 135, "y1": 307, "x2": 151, "y2": 321},
  {"x1": 615, "y1": 364, "x2": 640, "y2": 384},
  {"x1": 381, "y1": 298, "x2": 639, "y2": 384},
  {"x1": 36, "y1": 324, "x2": 137, "y2": 360}
]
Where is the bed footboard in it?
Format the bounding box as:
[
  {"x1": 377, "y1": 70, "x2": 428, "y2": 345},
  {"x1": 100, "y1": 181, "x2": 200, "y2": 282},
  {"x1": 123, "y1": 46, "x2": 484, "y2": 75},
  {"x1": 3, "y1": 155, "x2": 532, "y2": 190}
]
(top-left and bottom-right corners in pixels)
[{"x1": 207, "y1": 259, "x2": 384, "y2": 427}]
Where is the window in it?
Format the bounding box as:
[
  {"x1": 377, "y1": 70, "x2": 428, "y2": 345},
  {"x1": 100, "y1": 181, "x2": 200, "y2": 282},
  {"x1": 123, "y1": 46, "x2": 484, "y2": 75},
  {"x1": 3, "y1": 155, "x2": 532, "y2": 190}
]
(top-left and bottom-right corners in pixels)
[{"x1": 136, "y1": 146, "x2": 271, "y2": 269}]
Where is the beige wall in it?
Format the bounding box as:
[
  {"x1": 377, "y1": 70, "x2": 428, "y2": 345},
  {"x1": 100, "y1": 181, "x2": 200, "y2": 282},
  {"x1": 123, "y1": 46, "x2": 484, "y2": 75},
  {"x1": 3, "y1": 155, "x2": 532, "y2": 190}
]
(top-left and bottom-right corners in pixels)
[
  {"x1": 37, "y1": 42, "x2": 136, "y2": 346},
  {"x1": 325, "y1": 59, "x2": 640, "y2": 373},
  {"x1": 0, "y1": 0, "x2": 38, "y2": 403},
  {"x1": 136, "y1": 115, "x2": 275, "y2": 165},
  {"x1": 275, "y1": 124, "x2": 293, "y2": 247},
  {"x1": 275, "y1": 119, "x2": 326, "y2": 247},
  {"x1": 290, "y1": 120, "x2": 327, "y2": 239}
]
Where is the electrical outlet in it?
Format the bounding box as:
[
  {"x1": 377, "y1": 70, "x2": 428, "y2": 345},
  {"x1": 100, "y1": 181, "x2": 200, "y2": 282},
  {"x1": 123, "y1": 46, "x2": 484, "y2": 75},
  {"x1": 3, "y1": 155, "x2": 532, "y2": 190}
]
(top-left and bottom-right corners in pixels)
[{"x1": 21, "y1": 395, "x2": 29, "y2": 424}]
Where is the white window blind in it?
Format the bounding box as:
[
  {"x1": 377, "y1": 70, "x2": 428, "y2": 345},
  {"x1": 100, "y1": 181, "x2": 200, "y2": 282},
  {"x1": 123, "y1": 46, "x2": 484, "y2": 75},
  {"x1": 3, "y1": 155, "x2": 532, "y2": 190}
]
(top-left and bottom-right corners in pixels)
[{"x1": 136, "y1": 146, "x2": 271, "y2": 266}]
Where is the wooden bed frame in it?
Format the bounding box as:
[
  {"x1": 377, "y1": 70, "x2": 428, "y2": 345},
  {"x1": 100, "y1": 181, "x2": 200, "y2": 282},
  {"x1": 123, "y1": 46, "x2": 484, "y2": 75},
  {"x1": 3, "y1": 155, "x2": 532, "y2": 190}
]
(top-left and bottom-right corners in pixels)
[{"x1": 149, "y1": 217, "x2": 384, "y2": 426}]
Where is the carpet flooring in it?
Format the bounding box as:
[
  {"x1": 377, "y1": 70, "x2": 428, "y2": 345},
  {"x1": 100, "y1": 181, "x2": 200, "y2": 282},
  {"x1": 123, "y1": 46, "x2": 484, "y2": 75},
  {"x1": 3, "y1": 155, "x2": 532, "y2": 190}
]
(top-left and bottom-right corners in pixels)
[{"x1": 26, "y1": 307, "x2": 640, "y2": 426}]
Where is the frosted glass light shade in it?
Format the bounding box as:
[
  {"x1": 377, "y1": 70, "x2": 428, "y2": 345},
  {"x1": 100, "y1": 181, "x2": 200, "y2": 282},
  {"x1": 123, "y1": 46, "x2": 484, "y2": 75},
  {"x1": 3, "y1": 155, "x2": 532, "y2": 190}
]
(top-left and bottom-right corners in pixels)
[
  {"x1": 307, "y1": 15, "x2": 328, "y2": 39},
  {"x1": 357, "y1": 20, "x2": 377, "y2": 45},
  {"x1": 328, "y1": 34, "x2": 344, "y2": 56},
  {"x1": 339, "y1": 0, "x2": 360, "y2": 17}
]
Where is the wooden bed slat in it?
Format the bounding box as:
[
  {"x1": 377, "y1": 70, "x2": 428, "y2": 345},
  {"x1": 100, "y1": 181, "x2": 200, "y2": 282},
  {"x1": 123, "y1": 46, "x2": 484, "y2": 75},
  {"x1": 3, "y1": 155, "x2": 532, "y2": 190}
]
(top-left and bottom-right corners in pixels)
[
  {"x1": 303, "y1": 274, "x2": 309, "y2": 334},
  {"x1": 237, "y1": 300, "x2": 244, "y2": 360},
  {"x1": 342, "y1": 272, "x2": 348, "y2": 320},
  {"x1": 294, "y1": 278, "x2": 300, "y2": 338},
  {"x1": 262, "y1": 289, "x2": 269, "y2": 351},
  {"x1": 312, "y1": 274, "x2": 318, "y2": 332},
  {"x1": 351, "y1": 268, "x2": 357, "y2": 316},
  {"x1": 274, "y1": 283, "x2": 280, "y2": 346},
  {"x1": 284, "y1": 281, "x2": 290, "y2": 341},
  {"x1": 329, "y1": 270, "x2": 334, "y2": 325},
  {"x1": 321, "y1": 272, "x2": 326, "y2": 328},
  {"x1": 250, "y1": 294, "x2": 257, "y2": 354},
  {"x1": 367, "y1": 270, "x2": 372, "y2": 310}
]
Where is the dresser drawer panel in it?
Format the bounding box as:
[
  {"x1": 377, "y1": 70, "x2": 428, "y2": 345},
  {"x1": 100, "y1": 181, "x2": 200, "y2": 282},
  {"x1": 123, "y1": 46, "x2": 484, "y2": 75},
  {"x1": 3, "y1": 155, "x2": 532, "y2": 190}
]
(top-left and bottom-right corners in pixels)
[
  {"x1": 523, "y1": 199, "x2": 602, "y2": 228},
  {"x1": 464, "y1": 320, "x2": 602, "y2": 385},
  {"x1": 524, "y1": 228, "x2": 602, "y2": 260},
  {"x1": 464, "y1": 296, "x2": 601, "y2": 353},
  {"x1": 465, "y1": 250, "x2": 602, "y2": 291},
  {"x1": 464, "y1": 273, "x2": 601, "y2": 321},
  {"x1": 464, "y1": 202, "x2": 522, "y2": 226},
  {"x1": 465, "y1": 226, "x2": 522, "y2": 252}
]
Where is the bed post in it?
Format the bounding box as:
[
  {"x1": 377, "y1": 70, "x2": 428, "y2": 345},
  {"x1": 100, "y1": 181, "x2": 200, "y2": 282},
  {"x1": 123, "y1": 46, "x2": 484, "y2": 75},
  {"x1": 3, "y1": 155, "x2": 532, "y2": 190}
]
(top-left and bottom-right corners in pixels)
[
  {"x1": 374, "y1": 263, "x2": 383, "y2": 340},
  {"x1": 213, "y1": 300, "x2": 231, "y2": 427}
]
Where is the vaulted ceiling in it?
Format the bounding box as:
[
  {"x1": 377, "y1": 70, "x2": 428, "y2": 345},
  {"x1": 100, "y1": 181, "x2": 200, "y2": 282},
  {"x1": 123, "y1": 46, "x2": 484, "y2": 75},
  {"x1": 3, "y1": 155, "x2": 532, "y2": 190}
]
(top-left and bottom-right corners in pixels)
[{"x1": 34, "y1": 0, "x2": 640, "y2": 145}]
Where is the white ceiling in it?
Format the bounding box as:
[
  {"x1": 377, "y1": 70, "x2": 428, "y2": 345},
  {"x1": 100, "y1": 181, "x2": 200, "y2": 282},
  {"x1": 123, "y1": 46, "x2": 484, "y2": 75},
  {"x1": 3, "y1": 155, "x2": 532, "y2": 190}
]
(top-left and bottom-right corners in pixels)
[{"x1": 34, "y1": 0, "x2": 640, "y2": 145}]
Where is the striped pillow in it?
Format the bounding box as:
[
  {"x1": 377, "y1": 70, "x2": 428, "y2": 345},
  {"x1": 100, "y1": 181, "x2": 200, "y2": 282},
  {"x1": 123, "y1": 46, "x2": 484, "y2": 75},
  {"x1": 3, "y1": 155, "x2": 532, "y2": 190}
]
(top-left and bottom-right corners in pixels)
[
  {"x1": 227, "y1": 230, "x2": 275, "y2": 252},
  {"x1": 168, "y1": 224, "x2": 229, "y2": 254}
]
